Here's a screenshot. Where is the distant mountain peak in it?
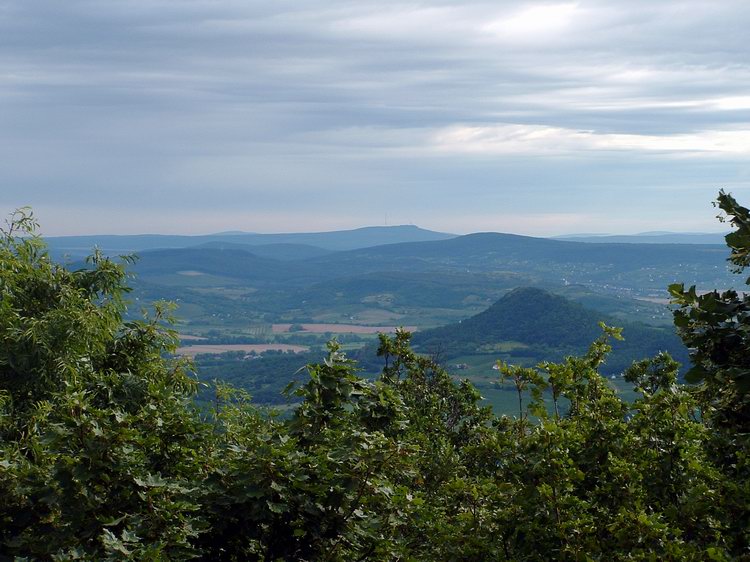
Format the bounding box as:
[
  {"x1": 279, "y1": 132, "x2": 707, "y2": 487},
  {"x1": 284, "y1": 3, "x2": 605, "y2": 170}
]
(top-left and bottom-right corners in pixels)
[{"x1": 497, "y1": 286, "x2": 560, "y2": 302}]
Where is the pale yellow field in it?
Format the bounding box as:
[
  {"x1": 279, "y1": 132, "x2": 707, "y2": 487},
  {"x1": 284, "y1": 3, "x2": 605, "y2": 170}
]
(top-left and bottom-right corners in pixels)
[
  {"x1": 178, "y1": 334, "x2": 208, "y2": 341},
  {"x1": 176, "y1": 344, "x2": 309, "y2": 357},
  {"x1": 272, "y1": 323, "x2": 417, "y2": 334}
]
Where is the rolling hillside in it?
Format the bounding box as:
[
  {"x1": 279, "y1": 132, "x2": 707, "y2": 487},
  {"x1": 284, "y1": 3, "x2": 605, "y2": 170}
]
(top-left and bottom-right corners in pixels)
[
  {"x1": 115, "y1": 230, "x2": 735, "y2": 332},
  {"x1": 307, "y1": 232, "x2": 736, "y2": 290},
  {"x1": 129, "y1": 230, "x2": 737, "y2": 291}
]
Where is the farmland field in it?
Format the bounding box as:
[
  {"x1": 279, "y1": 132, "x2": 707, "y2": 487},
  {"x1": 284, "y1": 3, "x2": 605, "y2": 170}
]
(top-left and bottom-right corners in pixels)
[
  {"x1": 178, "y1": 334, "x2": 207, "y2": 341},
  {"x1": 176, "y1": 344, "x2": 309, "y2": 357},
  {"x1": 271, "y1": 323, "x2": 418, "y2": 334}
]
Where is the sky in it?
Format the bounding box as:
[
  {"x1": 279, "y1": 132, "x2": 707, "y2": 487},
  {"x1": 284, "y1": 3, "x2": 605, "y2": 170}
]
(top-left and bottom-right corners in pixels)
[{"x1": 1, "y1": 0, "x2": 749, "y2": 236}]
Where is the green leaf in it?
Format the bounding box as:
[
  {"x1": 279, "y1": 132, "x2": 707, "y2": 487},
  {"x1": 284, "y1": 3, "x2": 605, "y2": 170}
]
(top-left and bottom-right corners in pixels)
[{"x1": 684, "y1": 364, "x2": 708, "y2": 384}]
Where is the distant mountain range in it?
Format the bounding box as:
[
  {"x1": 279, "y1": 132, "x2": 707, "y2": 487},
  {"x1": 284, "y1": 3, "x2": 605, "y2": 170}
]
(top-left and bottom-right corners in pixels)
[
  {"x1": 44, "y1": 226, "x2": 729, "y2": 263},
  {"x1": 303, "y1": 232, "x2": 735, "y2": 289},
  {"x1": 555, "y1": 232, "x2": 729, "y2": 245},
  {"x1": 122, "y1": 229, "x2": 737, "y2": 294},
  {"x1": 44, "y1": 225, "x2": 456, "y2": 258}
]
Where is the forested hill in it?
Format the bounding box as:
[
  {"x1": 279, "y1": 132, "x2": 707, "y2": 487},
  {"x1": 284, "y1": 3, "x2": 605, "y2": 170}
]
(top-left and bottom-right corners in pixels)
[
  {"x1": 413, "y1": 287, "x2": 689, "y2": 373},
  {"x1": 417, "y1": 287, "x2": 610, "y2": 348}
]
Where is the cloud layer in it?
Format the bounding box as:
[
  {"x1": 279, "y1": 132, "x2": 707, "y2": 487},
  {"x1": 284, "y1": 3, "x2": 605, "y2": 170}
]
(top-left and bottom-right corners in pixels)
[{"x1": 1, "y1": 0, "x2": 749, "y2": 235}]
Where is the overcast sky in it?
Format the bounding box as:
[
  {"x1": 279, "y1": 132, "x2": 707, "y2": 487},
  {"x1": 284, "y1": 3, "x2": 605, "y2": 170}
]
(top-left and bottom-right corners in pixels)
[{"x1": 1, "y1": 0, "x2": 749, "y2": 236}]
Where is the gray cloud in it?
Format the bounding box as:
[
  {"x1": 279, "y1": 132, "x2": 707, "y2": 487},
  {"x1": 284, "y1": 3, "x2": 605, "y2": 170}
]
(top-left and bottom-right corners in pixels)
[{"x1": 1, "y1": 0, "x2": 749, "y2": 234}]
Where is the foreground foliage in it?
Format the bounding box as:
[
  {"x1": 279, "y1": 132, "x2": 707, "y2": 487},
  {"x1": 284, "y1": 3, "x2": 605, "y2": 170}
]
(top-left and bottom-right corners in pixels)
[{"x1": 1, "y1": 196, "x2": 749, "y2": 560}]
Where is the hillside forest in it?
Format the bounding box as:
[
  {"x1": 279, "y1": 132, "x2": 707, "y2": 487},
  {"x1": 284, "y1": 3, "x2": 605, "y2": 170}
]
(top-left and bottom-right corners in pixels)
[{"x1": 1, "y1": 192, "x2": 750, "y2": 560}]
